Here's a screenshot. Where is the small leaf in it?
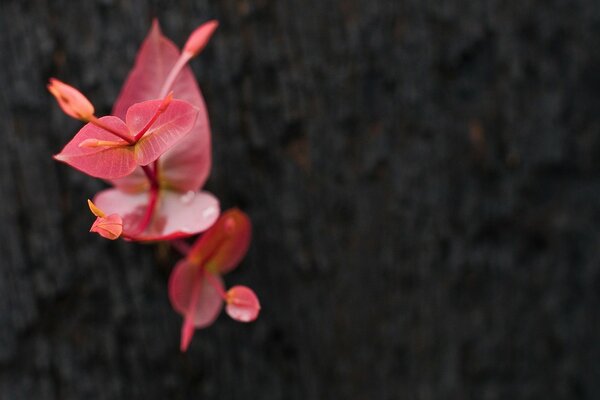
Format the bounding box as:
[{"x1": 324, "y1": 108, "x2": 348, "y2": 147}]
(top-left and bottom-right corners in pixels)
[
  {"x1": 126, "y1": 99, "x2": 198, "y2": 166},
  {"x1": 168, "y1": 260, "x2": 224, "y2": 350},
  {"x1": 54, "y1": 117, "x2": 137, "y2": 179},
  {"x1": 226, "y1": 286, "x2": 260, "y2": 323}
]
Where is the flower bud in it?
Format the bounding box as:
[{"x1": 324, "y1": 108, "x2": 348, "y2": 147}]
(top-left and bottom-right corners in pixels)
[
  {"x1": 90, "y1": 214, "x2": 123, "y2": 240},
  {"x1": 47, "y1": 78, "x2": 95, "y2": 121},
  {"x1": 183, "y1": 20, "x2": 219, "y2": 57},
  {"x1": 87, "y1": 200, "x2": 122, "y2": 240}
]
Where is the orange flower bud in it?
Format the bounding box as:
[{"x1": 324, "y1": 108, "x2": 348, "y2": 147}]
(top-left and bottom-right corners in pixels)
[
  {"x1": 182, "y1": 20, "x2": 219, "y2": 57},
  {"x1": 90, "y1": 214, "x2": 123, "y2": 240},
  {"x1": 47, "y1": 78, "x2": 95, "y2": 121},
  {"x1": 87, "y1": 200, "x2": 122, "y2": 240}
]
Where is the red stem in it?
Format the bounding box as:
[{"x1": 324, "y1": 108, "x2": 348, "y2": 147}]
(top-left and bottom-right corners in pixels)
[
  {"x1": 141, "y1": 165, "x2": 159, "y2": 189},
  {"x1": 133, "y1": 186, "x2": 159, "y2": 235},
  {"x1": 171, "y1": 239, "x2": 191, "y2": 256}
]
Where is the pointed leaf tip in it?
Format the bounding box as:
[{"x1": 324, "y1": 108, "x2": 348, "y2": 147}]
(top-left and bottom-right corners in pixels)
[
  {"x1": 47, "y1": 78, "x2": 94, "y2": 121},
  {"x1": 180, "y1": 318, "x2": 195, "y2": 352},
  {"x1": 226, "y1": 286, "x2": 260, "y2": 323},
  {"x1": 183, "y1": 20, "x2": 219, "y2": 57},
  {"x1": 87, "y1": 199, "x2": 105, "y2": 218}
]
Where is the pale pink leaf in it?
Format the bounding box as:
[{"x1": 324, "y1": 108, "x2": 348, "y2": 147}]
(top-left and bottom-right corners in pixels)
[
  {"x1": 225, "y1": 286, "x2": 260, "y2": 323},
  {"x1": 125, "y1": 99, "x2": 198, "y2": 166},
  {"x1": 93, "y1": 188, "x2": 220, "y2": 241},
  {"x1": 54, "y1": 116, "x2": 137, "y2": 179}
]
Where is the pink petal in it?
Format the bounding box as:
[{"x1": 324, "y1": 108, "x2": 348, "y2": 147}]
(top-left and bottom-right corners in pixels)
[
  {"x1": 168, "y1": 260, "x2": 224, "y2": 350},
  {"x1": 225, "y1": 286, "x2": 260, "y2": 323},
  {"x1": 112, "y1": 20, "x2": 212, "y2": 192},
  {"x1": 125, "y1": 99, "x2": 198, "y2": 166},
  {"x1": 188, "y1": 208, "x2": 252, "y2": 274},
  {"x1": 93, "y1": 188, "x2": 220, "y2": 241},
  {"x1": 54, "y1": 116, "x2": 137, "y2": 179}
]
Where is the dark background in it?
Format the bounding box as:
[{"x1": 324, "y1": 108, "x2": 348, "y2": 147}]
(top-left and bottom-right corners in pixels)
[{"x1": 1, "y1": 0, "x2": 599, "y2": 399}]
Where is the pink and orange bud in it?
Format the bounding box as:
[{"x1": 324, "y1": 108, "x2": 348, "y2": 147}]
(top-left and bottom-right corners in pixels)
[
  {"x1": 47, "y1": 78, "x2": 95, "y2": 121},
  {"x1": 87, "y1": 200, "x2": 122, "y2": 240},
  {"x1": 90, "y1": 214, "x2": 123, "y2": 240},
  {"x1": 225, "y1": 286, "x2": 260, "y2": 322},
  {"x1": 183, "y1": 20, "x2": 219, "y2": 57}
]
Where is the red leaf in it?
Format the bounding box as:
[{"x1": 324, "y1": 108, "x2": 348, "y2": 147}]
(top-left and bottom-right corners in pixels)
[
  {"x1": 112, "y1": 20, "x2": 212, "y2": 192},
  {"x1": 54, "y1": 116, "x2": 137, "y2": 179},
  {"x1": 188, "y1": 208, "x2": 252, "y2": 274},
  {"x1": 126, "y1": 99, "x2": 199, "y2": 166},
  {"x1": 225, "y1": 286, "x2": 260, "y2": 322}
]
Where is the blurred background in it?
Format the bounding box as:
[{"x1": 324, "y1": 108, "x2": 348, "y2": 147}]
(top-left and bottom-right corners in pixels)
[{"x1": 1, "y1": 0, "x2": 599, "y2": 399}]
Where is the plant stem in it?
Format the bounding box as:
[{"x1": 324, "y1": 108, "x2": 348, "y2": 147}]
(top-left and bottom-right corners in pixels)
[{"x1": 159, "y1": 53, "x2": 192, "y2": 98}]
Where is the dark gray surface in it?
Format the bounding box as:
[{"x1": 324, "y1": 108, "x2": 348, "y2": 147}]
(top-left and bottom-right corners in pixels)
[{"x1": 0, "y1": 0, "x2": 599, "y2": 399}]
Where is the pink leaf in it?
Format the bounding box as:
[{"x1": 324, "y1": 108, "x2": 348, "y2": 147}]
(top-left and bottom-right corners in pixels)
[
  {"x1": 112, "y1": 20, "x2": 212, "y2": 192},
  {"x1": 54, "y1": 116, "x2": 137, "y2": 179},
  {"x1": 93, "y1": 188, "x2": 220, "y2": 241},
  {"x1": 168, "y1": 260, "x2": 224, "y2": 350},
  {"x1": 225, "y1": 286, "x2": 260, "y2": 323},
  {"x1": 188, "y1": 208, "x2": 252, "y2": 274},
  {"x1": 125, "y1": 99, "x2": 198, "y2": 166}
]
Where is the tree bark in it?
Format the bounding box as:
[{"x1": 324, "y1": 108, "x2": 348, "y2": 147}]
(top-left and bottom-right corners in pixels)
[{"x1": 0, "y1": 0, "x2": 598, "y2": 399}]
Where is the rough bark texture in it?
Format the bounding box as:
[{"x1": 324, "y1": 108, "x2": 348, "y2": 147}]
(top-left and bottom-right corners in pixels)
[{"x1": 1, "y1": 0, "x2": 599, "y2": 399}]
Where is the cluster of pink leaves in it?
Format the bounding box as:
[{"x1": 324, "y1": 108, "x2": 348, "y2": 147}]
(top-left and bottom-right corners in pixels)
[{"x1": 49, "y1": 20, "x2": 260, "y2": 351}]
